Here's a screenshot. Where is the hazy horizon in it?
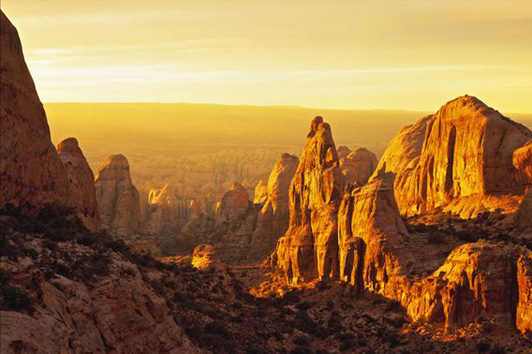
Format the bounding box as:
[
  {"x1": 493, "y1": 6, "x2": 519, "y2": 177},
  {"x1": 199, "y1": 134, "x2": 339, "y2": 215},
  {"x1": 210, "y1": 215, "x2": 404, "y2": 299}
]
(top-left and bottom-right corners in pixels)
[{"x1": 3, "y1": 0, "x2": 532, "y2": 113}]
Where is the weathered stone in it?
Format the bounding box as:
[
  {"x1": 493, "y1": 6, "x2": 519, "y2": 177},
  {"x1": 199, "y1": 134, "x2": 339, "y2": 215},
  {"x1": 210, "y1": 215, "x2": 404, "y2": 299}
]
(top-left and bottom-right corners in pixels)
[
  {"x1": 0, "y1": 11, "x2": 71, "y2": 211},
  {"x1": 374, "y1": 95, "x2": 532, "y2": 218},
  {"x1": 340, "y1": 148, "x2": 378, "y2": 187},
  {"x1": 95, "y1": 154, "x2": 140, "y2": 237},
  {"x1": 57, "y1": 137, "x2": 99, "y2": 231},
  {"x1": 272, "y1": 117, "x2": 344, "y2": 283}
]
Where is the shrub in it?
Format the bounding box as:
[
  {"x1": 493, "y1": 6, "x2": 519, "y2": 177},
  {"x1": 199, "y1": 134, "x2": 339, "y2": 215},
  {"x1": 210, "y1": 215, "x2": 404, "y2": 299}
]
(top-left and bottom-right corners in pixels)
[
  {"x1": 296, "y1": 301, "x2": 313, "y2": 311},
  {"x1": 489, "y1": 346, "x2": 506, "y2": 354},
  {"x1": 427, "y1": 232, "x2": 446, "y2": 245},
  {"x1": 293, "y1": 336, "x2": 310, "y2": 346},
  {"x1": 205, "y1": 320, "x2": 229, "y2": 338},
  {"x1": 245, "y1": 347, "x2": 264, "y2": 354},
  {"x1": 0, "y1": 269, "x2": 11, "y2": 287},
  {"x1": 290, "y1": 347, "x2": 312, "y2": 354},
  {"x1": 42, "y1": 239, "x2": 58, "y2": 251},
  {"x1": 476, "y1": 341, "x2": 491, "y2": 352},
  {"x1": 1, "y1": 285, "x2": 34, "y2": 313}
]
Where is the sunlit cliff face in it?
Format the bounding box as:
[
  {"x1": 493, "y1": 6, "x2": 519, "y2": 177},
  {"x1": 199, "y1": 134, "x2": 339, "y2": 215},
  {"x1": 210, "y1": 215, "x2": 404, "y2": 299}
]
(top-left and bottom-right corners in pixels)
[{"x1": 3, "y1": 0, "x2": 532, "y2": 112}]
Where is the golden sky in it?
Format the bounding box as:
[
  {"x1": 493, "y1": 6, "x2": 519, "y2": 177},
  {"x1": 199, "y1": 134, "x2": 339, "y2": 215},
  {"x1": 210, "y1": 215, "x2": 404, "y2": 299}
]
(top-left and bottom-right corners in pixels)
[{"x1": 3, "y1": 0, "x2": 532, "y2": 112}]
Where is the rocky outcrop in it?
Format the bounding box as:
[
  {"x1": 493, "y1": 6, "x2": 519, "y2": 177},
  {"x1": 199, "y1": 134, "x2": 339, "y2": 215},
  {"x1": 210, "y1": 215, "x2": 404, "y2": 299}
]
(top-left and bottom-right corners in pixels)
[
  {"x1": 513, "y1": 140, "x2": 532, "y2": 181},
  {"x1": 0, "y1": 238, "x2": 201, "y2": 354},
  {"x1": 188, "y1": 200, "x2": 202, "y2": 221},
  {"x1": 337, "y1": 145, "x2": 352, "y2": 159},
  {"x1": 340, "y1": 147, "x2": 378, "y2": 187},
  {"x1": 272, "y1": 117, "x2": 344, "y2": 283},
  {"x1": 216, "y1": 183, "x2": 250, "y2": 222},
  {"x1": 514, "y1": 140, "x2": 532, "y2": 230},
  {"x1": 338, "y1": 177, "x2": 408, "y2": 297},
  {"x1": 338, "y1": 176, "x2": 532, "y2": 334},
  {"x1": 253, "y1": 180, "x2": 268, "y2": 204},
  {"x1": 95, "y1": 155, "x2": 141, "y2": 237},
  {"x1": 210, "y1": 183, "x2": 256, "y2": 262},
  {"x1": 56, "y1": 138, "x2": 99, "y2": 231},
  {"x1": 248, "y1": 153, "x2": 299, "y2": 261},
  {"x1": 0, "y1": 11, "x2": 71, "y2": 210},
  {"x1": 517, "y1": 253, "x2": 532, "y2": 336},
  {"x1": 176, "y1": 155, "x2": 299, "y2": 264},
  {"x1": 517, "y1": 190, "x2": 532, "y2": 231},
  {"x1": 140, "y1": 183, "x2": 188, "y2": 236},
  {"x1": 191, "y1": 244, "x2": 222, "y2": 270},
  {"x1": 374, "y1": 95, "x2": 532, "y2": 218}
]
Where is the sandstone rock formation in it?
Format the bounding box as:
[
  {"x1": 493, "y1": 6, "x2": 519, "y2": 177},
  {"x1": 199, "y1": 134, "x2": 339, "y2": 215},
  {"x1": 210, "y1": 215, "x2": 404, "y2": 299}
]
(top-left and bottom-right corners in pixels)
[
  {"x1": 517, "y1": 253, "x2": 532, "y2": 336},
  {"x1": 374, "y1": 95, "x2": 532, "y2": 218},
  {"x1": 140, "y1": 183, "x2": 188, "y2": 236},
  {"x1": 217, "y1": 182, "x2": 250, "y2": 222},
  {"x1": 337, "y1": 145, "x2": 352, "y2": 159},
  {"x1": 272, "y1": 117, "x2": 344, "y2": 283},
  {"x1": 188, "y1": 200, "x2": 202, "y2": 221},
  {"x1": 340, "y1": 147, "x2": 378, "y2": 186},
  {"x1": 0, "y1": 233, "x2": 201, "y2": 354},
  {"x1": 514, "y1": 140, "x2": 532, "y2": 230},
  {"x1": 248, "y1": 153, "x2": 299, "y2": 261},
  {"x1": 253, "y1": 180, "x2": 268, "y2": 204},
  {"x1": 176, "y1": 155, "x2": 299, "y2": 264},
  {"x1": 210, "y1": 183, "x2": 256, "y2": 262},
  {"x1": 191, "y1": 244, "x2": 222, "y2": 270},
  {"x1": 338, "y1": 176, "x2": 532, "y2": 334},
  {"x1": 0, "y1": 11, "x2": 71, "y2": 210},
  {"x1": 57, "y1": 137, "x2": 99, "y2": 231},
  {"x1": 95, "y1": 154, "x2": 141, "y2": 237}
]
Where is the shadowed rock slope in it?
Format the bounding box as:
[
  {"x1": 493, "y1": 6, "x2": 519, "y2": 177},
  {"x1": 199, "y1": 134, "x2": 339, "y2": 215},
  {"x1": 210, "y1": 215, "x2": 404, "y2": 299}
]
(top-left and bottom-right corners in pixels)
[
  {"x1": 57, "y1": 137, "x2": 99, "y2": 232},
  {"x1": 0, "y1": 12, "x2": 71, "y2": 211}
]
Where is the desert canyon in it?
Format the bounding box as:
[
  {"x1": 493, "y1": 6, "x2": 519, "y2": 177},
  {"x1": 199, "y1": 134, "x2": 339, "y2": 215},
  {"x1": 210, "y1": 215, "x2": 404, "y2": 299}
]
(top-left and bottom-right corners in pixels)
[{"x1": 1, "y1": 8, "x2": 532, "y2": 354}]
